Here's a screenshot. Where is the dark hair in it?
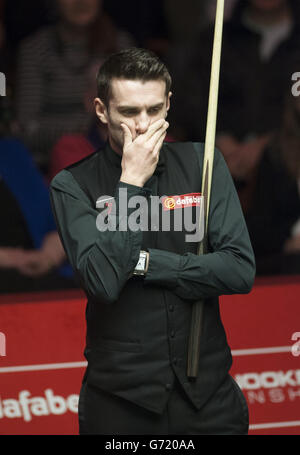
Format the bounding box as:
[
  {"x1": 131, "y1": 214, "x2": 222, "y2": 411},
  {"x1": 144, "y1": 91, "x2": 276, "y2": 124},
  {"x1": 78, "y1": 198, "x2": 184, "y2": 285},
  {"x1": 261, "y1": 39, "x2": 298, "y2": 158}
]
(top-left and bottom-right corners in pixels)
[{"x1": 96, "y1": 47, "x2": 172, "y2": 106}]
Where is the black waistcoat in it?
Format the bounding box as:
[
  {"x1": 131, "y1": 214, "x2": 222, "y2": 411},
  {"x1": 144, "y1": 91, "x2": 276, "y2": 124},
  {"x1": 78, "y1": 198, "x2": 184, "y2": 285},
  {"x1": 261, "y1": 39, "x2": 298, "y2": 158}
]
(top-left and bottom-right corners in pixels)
[{"x1": 67, "y1": 141, "x2": 232, "y2": 414}]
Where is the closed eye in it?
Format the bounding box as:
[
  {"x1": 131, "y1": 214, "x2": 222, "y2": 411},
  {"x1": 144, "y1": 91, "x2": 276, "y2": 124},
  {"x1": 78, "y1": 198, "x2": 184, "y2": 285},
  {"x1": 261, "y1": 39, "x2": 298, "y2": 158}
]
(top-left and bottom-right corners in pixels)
[
  {"x1": 148, "y1": 105, "x2": 164, "y2": 115},
  {"x1": 117, "y1": 103, "x2": 164, "y2": 117},
  {"x1": 118, "y1": 108, "x2": 139, "y2": 117}
]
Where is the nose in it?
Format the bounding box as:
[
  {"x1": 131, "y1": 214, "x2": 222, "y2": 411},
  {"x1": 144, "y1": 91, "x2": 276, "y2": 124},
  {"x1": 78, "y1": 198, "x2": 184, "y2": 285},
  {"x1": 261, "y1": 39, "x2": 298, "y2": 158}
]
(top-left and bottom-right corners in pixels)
[{"x1": 135, "y1": 112, "x2": 151, "y2": 135}]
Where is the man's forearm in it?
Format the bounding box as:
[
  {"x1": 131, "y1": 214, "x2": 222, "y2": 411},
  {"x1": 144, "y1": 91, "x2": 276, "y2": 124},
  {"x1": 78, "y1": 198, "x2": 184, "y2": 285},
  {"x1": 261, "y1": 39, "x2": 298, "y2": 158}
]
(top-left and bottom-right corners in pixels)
[{"x1": 144, "y1": 247, "x2": 255, "y2": 300}]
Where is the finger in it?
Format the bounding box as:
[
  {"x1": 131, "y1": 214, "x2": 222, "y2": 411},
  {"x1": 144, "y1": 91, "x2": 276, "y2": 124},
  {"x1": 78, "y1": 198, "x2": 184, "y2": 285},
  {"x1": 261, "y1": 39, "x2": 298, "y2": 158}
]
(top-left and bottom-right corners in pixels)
[
  {"x1": 18, "y1": 263, "x2": 45, "y2": 277},
  {"x1": 142, "y1": 118, "x2": 166, "y2": 141},
  {"x1": 146, "y1": 121, "x2": 169, "y2": 149},
  {"x1": 121, "y1": 123, "x2": 133, "y2": 148},
  {"x1": 152, "y1": 130, "x2": 167, "y2": 158}
]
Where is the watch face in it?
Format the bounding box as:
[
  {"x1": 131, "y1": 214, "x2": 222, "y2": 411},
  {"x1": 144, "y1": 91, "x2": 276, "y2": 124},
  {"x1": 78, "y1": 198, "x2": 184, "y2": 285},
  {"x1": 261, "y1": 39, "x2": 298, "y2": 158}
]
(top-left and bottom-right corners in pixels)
[{"x1": 136, "y1": 256, "x2": 146, "y2": 271}]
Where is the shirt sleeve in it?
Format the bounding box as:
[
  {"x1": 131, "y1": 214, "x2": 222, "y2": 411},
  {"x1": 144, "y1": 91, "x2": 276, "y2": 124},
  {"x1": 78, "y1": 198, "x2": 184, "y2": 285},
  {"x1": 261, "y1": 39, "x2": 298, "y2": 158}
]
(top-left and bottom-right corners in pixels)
[
  {"x1": 50, "y1": 170, "x2": 148, "y2": 304},
  {"x1": 144, "y1": 149, "x2": 256, "y2": 300}
]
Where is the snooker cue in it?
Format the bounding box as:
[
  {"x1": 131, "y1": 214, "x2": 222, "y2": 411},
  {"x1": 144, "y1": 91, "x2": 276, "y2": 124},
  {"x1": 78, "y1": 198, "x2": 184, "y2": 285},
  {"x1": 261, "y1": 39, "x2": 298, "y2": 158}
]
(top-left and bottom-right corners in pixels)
[{"x1": 187, "y1": 0, "x2": 225, "y2": 379}]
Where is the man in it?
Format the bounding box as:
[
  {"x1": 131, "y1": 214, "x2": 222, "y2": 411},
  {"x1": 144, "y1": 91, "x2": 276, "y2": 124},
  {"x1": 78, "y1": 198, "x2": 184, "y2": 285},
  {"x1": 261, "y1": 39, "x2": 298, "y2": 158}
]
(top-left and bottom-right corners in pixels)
[
  {"x1": 168, "y1": 0, "x2": 300, "y2": 144},
  {"x1": 50, "y1": 48, "x2": 255, "y2": 435}
]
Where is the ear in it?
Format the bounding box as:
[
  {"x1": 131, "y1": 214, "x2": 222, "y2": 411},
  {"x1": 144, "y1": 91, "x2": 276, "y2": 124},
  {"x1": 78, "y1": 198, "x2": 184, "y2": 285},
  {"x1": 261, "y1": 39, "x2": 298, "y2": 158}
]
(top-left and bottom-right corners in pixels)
[
  {"x1": 94, "y1": 97, "x2": 109, "y2": 124},
  {"x1": 166, "y1": 91, "x2": 172, "y2": 112}
]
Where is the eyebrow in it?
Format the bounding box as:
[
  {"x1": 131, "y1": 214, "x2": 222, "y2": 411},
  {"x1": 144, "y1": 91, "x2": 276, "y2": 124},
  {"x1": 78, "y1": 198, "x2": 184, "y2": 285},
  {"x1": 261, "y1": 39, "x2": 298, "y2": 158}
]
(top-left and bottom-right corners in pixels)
[{"x1": 117, "y1": 102, "x2": 165, "y2": 112}]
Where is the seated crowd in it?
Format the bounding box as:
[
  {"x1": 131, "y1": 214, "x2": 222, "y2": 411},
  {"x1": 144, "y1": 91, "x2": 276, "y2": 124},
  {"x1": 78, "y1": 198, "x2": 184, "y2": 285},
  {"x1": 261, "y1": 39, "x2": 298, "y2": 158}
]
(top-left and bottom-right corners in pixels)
[{"x1": 0, "y1": 0, "x2": 299, "y2": 294}]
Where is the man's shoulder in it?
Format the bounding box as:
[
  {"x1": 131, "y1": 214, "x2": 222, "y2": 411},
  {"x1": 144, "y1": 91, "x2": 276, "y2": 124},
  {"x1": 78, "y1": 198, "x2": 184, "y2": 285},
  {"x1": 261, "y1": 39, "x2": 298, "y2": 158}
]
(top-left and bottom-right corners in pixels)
[
  {"x1": 164, "y1": 141, "x2": 204, "y2": 154},
  {"x1": 164, "y1": 141, "x2": 224, "y2": 172},
  {"x1": 51, "y1": 148, "x2": 106, "y2": 202},
  {"x1": 50, "y1": 168, "x2": 74, "y2": 192},
  {"x1": 163, "y1": 141, "x2": 206, "y2": 165},
  {"x1": 52, "y1": 147, "x2": 101, "y2": 180},
  {"x1": 65, "y1": 147, "x2": 102, "y2": 172}
]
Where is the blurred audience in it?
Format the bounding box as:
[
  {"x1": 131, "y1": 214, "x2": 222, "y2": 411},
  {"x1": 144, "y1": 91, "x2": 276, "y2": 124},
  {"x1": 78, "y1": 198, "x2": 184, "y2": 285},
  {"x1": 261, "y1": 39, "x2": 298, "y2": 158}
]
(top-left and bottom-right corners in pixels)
[
  {"x1": 15, "y1": 0, "x2": 134, "y2": 174},
  {"x1": 0, "y1": 0, "x2": 299, "y2": 280},
  {"x1": 48, "y1": 63, "x2": 107, "y2": 180},
  {"x1": 163, "y1": 0, "x2": 209, "y2": 47},
  {"x1": 167, "y1": 0, "x2": 300, "y2": 275},
  {"x1": 0, "y1": 3, "x2": 78, "y2": 293},
  {"x1": 0, "y1": 0, "x2": 15, "y2": 139},
  {"x1": 238, "y1": 90, "x2": 300, "y2": 275},
  {"x1": 4, "y1": 0, "x2": 53, "y2": 51},
  {"x1": 103, "y1": 0, "x2": 169, "y2": 58},
  {"x1": 167, "y1": 0, "x2": 300, "y2": 142},
  {"x1": 0, "y1": 0, "x2": 8, "y2": 73},
  {"x1": 278, "y1": 93, "x2": 300, "y2": 259},
  {"x1": 235, "y1": 133, "x2": 300, "y2": 276},
  {"x1": 0, "y1": 136, "x2": 78, "y2": 294},
  {"x1": 48, "y1": 119, "x2": 105, "y2": 181},
  {"x1": 206, "y1": 0, "x2": 239, "y2": 23}
]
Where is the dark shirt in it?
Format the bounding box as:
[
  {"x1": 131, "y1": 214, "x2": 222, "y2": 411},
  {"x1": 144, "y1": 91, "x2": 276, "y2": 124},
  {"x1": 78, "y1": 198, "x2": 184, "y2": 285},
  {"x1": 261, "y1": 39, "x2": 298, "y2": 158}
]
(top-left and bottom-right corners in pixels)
[{"x1": 50, "y1": 141, "x2": 255, "y2": 413}]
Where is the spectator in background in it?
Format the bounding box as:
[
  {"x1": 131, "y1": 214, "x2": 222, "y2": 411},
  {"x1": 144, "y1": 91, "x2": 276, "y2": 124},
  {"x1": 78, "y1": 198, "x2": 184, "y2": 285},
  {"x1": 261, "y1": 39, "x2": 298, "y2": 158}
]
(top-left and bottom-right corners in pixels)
[
  {"x1": 220, "y1": 88, "x2": 300, "y2": 276},
  {"x1": 167, "y1": 0, "x2": 300, "y2": 143},
  {"x1": 103, "y1": 0, "x2": 169, "y2": 58},
  {"x1": 48, "y1": 63, "x2": 107, "y2": 181},
  {"x1": 277, "y1": 92, "x2": 300, "y2": 269},
  {"x1": 0, "y1": 137, "x2": 78, "y2": 294},
  {"x1": 164, "y1": 0, "x2": 211, "y2": 46},
  {"x1": 16, "y1": 0, "x2": 134, "y2": 174},
  {"x1": 233, "y1": 136, "x2": 300, "y2": 276},
  {"x1": 216, "y1": 0, "x2": 300, "y2": 166},
  {"x1": 216, "y1": 0, "x2": 300, "y2": 275},
  {"x1": 0, "y1": 73, "x2": 76, "y2": 293},
  {"x1": 167, "y1": 0, "x2": 300, "y2": 275}
]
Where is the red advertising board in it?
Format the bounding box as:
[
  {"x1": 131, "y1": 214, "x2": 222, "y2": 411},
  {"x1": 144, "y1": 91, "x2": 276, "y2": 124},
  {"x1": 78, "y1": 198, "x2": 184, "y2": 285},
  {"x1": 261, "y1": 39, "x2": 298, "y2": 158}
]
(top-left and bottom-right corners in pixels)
[
  {"x1": 0, "y1": 291, "x2": 86, "y2": 435},
  {"x1": 221, "y1": 275, "x2": 300, "y2": 435},
  {"x1": 0, "y1": 277, "x2": 299, "y2": 435}
]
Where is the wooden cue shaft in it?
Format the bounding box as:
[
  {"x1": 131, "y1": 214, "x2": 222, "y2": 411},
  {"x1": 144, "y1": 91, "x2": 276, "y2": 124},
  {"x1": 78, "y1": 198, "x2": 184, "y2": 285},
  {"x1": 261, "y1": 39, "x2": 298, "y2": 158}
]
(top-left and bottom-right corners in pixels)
[
  {"x1": 187, "y1": 0, "x2": 225, "y2": 379},
  {"x1": 202, "y1": 0, "x2": 225, "y2": 215}
]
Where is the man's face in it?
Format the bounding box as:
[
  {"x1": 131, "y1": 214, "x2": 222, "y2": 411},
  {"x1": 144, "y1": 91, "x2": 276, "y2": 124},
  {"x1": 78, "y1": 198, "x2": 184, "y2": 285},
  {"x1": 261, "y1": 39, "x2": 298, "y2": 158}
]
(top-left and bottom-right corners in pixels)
[
  {"x1": 57, "y1": 0, "x2": 100, "y2": 27},
  {"x1": 95, "y1": 78, "x2": 171, "y2": 154}
]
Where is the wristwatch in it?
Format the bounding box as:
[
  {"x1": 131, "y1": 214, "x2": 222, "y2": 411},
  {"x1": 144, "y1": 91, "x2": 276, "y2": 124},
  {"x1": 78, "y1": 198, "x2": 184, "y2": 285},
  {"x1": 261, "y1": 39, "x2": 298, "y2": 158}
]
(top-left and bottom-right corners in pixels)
[{"x1": 133, "y1": 251, "x2": 149, "y2": 276}]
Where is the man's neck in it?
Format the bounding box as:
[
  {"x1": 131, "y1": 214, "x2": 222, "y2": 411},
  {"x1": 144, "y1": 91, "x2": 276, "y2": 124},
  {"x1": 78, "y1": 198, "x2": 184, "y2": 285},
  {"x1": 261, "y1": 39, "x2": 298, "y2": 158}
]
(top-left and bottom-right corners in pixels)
[
  {"x1": 108, "y1": 136, "x2": 123, "y2": 157},
  {"x1": 247, "y1": 3, "x2": 291, "y2": 26}
]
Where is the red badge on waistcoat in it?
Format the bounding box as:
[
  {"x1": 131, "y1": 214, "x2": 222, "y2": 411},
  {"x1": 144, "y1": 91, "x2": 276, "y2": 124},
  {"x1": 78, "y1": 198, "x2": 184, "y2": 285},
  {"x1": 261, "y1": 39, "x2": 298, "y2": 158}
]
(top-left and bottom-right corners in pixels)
[{"x1": 161, "y1": 193, "x2": 202, "y2": 211}]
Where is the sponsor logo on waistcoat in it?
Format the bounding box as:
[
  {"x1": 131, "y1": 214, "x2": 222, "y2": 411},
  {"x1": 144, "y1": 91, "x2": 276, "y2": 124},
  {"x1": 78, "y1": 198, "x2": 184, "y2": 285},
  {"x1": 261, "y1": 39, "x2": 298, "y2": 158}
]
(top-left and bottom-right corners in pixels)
[{"x1": 161, "y1": 193, "x2": 202, "y2": 211}]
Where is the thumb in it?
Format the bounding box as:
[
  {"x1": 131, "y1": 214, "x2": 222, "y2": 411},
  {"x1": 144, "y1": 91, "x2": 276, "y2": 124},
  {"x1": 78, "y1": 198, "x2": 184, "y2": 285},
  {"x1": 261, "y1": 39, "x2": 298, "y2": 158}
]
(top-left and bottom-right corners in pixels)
[{"x1": 121, "y1": 123, "x2": 132, "y2": 148}]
